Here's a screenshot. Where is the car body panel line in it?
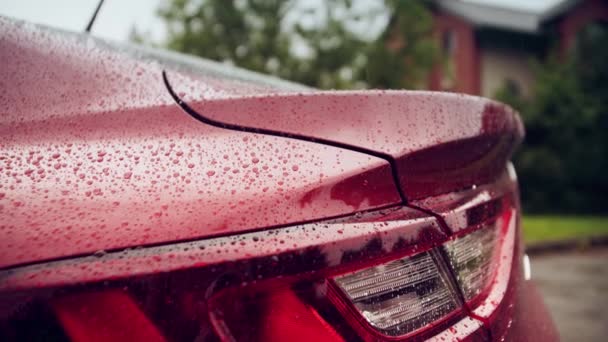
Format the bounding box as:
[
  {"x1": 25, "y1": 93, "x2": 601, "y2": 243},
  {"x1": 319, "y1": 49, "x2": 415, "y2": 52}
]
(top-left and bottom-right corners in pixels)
[
  {"x1": 0, "y1": 200, "x2": 402, "y2": 273},
  {"x1": 161, "y1": 70, "x2": 410, "y2": 204}
]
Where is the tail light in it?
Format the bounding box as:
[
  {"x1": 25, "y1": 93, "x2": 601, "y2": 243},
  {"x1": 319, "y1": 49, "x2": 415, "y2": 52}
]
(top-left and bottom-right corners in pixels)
[
  {"x1": 331, "y1": 251, "x2": 459, "y2": 337},
  {"x1": 0, "y1": 177, "x2": 516, "y2": 342},
  {"x1": 444, "y1": 223, "x2": 500, "y2": 303}
]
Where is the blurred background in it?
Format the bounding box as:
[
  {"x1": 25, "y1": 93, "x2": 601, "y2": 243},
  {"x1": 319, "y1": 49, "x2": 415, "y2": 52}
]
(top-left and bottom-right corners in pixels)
[{"x1": 1, "y1": 0, "x2": 607, "y2": 340}]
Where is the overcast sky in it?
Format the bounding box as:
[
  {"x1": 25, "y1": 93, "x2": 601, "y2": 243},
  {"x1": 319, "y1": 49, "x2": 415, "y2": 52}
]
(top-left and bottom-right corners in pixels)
[{"x1": 0, "y1": 0, "x2": 566, "y2": 43}]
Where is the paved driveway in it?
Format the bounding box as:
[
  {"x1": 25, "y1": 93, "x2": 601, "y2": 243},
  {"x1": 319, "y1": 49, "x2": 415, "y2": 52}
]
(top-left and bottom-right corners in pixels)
[{"x1": 531, "y1": 249, "x2": 608, "y2": 342}]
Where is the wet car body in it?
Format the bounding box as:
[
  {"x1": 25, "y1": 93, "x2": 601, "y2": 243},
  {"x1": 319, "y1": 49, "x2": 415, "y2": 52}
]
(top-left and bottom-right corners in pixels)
[{"x1": 0, "y1": 17, "x2": 557, "y2": 341}]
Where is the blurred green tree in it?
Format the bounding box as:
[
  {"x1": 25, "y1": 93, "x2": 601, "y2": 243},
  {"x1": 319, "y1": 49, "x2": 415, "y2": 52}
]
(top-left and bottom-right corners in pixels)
[
  {"x1": 362, "y1": 0, "x2": 438, "y2": 89},
  {"x1": 496, "y1": 22, "x2": 608, "y2": 214},
  {"x1": 140, "y1": 0, "x2": 437, "y2": 89}
]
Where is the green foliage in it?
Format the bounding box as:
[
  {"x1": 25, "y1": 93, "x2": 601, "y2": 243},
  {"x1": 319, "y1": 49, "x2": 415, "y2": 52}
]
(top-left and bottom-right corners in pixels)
[
  {"x1": 363, "y1": 0, "x2": 438, "y2": 89},
  {"x1": 523, "y1": 216, "x2": 608, "y2": 244},
  {"x1": 149, "y1": 0, "x2": 437, "y2": 89},
  {"x1": 157, "y1": 0, "x2": 294, "y2": 77},
  {"x1": 497, "y1": 23, "x2": 608, "y2": 214}
]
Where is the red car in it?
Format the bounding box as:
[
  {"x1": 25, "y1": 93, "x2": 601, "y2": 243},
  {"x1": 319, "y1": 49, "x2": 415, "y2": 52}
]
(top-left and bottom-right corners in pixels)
[{"x1": 0, "y1": 17, "x2": 557, "y2": 342}]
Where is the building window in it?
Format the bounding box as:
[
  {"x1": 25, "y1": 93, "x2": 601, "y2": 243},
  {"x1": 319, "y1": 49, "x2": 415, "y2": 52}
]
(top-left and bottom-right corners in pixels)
[{"x1": 442, "y1": 30, "x2": 457, "y2": 56}]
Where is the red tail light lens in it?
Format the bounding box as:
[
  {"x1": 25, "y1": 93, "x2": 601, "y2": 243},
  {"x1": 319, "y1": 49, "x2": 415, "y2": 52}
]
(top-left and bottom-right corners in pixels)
[
  {"x1": 209, "y1": 286, "x2": 344, "y2": 342},
  {"x1": 52, "y1": 290, "x2": 166, "y2": 342},
  {"x1": 0, "y1": 188, "x2": 516, "y2": 341}
]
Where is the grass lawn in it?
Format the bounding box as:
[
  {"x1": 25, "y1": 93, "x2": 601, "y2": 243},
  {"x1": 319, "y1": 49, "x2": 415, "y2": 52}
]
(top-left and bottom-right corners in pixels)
[{"x1": 522, "y1": 216, "x2": 608, "y2": 244}]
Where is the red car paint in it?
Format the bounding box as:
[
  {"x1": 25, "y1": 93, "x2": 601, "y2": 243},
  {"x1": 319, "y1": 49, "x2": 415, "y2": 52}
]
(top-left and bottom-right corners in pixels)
[
  {"x1": 0, "y1": 18, "x2": 400, "y2": 269},
  {"x1": 0, "y1": 17, "x2": 557, "y2": 342},
  {"x1": 166, "y1": 72, "x2": 523, "y2": 200}
]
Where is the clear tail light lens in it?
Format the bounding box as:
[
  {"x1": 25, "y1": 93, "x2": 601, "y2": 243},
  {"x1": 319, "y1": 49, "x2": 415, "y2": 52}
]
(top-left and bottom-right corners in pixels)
[
  {"x1": 443, "y1": 223, "x2": 500, "y2": 302},
  {"x1": 331, "y1": 251, "x2": 459, "y2": 337}
]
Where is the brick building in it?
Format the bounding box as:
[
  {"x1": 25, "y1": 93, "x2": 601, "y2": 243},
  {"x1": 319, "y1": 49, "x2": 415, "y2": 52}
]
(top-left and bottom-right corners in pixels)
[{"x1": 427, "y1": 0, "x2": 608, "y2": 97}]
